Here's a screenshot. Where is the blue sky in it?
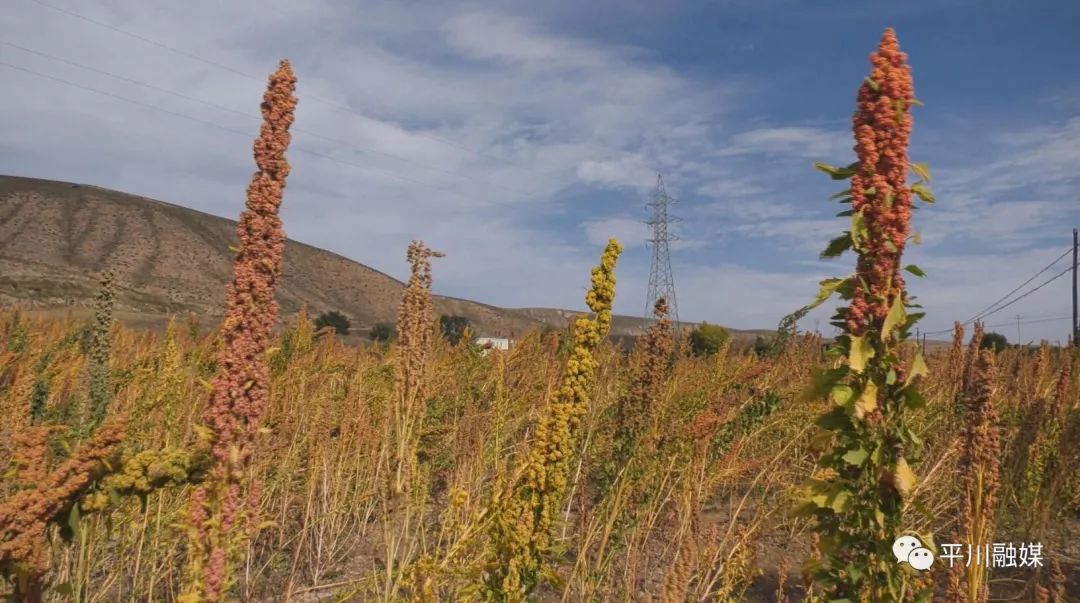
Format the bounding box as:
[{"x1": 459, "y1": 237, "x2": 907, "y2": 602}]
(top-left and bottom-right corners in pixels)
[{"x1": 1, "y1": 0, "x2": 1078, "y2": 343}]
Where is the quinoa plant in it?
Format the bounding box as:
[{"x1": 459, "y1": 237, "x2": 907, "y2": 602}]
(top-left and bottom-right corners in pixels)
[
  {"x1": 86, "y1": 270, "x2": 115, "y2": 432},
  {"x1": 483, "y1": 239, "x2": 622, "y2": 601},
  {"x1": 182, "y1": 59, "x2": 297, "y2": 602},
  {"x1": 946, "y1": 346, "x2": 1000, "y2": 603},
  {"x1": 798, "y1": 28, "x2": 935, "y2": 602}
]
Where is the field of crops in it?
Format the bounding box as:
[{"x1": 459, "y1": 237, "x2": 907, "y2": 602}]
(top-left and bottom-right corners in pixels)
[{"x1": 1, "y1": 29, "x2": 1078, "y2": 603}]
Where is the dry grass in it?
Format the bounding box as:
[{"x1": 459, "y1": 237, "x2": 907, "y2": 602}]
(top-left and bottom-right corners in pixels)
[{"x1": 1, "y1": 294, "x2": 1078, "y2": 601}]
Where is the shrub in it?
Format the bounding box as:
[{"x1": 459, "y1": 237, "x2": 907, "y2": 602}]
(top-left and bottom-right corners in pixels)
[
  {"x1": 439, "y1": 315, "x2": 471, "y2": 345},
  {"x1": 980, "y1": 331, "x2": 1008, "y2": 352},
  {"x1": 370, "y1": 323, "x2": 395, "y2": 342},
  {"x1": 314, "y1": 310, "x2": 351, "y2": 335},
  {"x1": 689, "y1": 322, "x2": 729, "y2": 356}
]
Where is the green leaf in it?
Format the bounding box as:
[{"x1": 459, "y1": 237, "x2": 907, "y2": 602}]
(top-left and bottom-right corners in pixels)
[
  {"x1": 809, "y1": 277, "x2": 847, "y2": 310},
  {"x1": 836, "y1": 209, "x2": 854, "y2": 217},
  {"x1": 842, "y1": 447, "x2": 869, "y2": 466},
  {"x1": 848, "y1": 336, "x2": 874, "y2": 373},
  {"x1": 864, "y1": 76, "x2": 880, "y2": 91},
  {"x1": 827, "y1": 488, "x2": 852, "y2": 513},
  {"x1": 905, "y1": 352, "x2": 929, "y2": 385},
  {"x1": 910, "y1": 98, "x2": 925, "y2": 107},
  {"x1": 830, "y1": 384, "x2": 854, "y2": 406},
  {"x1": 68, "y1": 504, "x2": 81, "y2": 541},
  {"x1": 820, "y1": 234, "x2": 853, "y2": 259},
  {"x1": 911, "y1": 163, "x2": 931, "y2": 182},
  {"x1": 904, "y1": 264, "x2": 926, "y2": 278},
  {"x1": 882, "y1": 296, "x2": 906, "y2": 342},
  {"x1": 814, "y1": 162, "x2": 859, "y2": 180},
  {"x1": 911, "y1": 183, "x2": 935, "y2": 203},
  {"x1": 805, "y1": 366, "x2": 850, "y2": 401},
  {"x1": 815, "y1": 407, "x2": 852, "y2": 430},
  {"x1": 903, "y1": 311, "x2": 927, "y2": 331},
  {"x1": 830, "y1": 188, "x2": 852, "y2": 200},
  {"x1": 851, "y1": 211, "x2": 867, "y2": 249}
]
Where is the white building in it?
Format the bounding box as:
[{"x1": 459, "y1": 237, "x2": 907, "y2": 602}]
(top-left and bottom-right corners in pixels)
[{"x1": 475, "y1": 337, "x2": 512, "y2": 351}]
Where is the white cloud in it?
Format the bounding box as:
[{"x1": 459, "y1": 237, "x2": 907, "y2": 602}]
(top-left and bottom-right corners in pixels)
[
  {"x1": 721, "y1": 126, "x2": 851, "y2": 159},
  {"x1": 577, "y1": 155, "x2": 657, "y2": 190},
  {"x1": 581, "y1": 217, "x2": 650, "y2": 249}
]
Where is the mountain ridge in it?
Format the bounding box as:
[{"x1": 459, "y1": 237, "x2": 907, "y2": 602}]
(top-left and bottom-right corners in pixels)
[{"x1": 0, "y1": 174, "x2": 775, "y2": 341}]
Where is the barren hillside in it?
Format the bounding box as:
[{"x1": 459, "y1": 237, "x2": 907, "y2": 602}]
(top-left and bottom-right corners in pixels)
[{"x1": 0, "y1": 175, "x2": 545, "y2": 336}]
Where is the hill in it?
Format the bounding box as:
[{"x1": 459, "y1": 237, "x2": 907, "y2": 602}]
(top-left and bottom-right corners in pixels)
[
  {"x1": 0, "y1": 175, "x2": 782, "y2": 342},
  {"x1": 0, "y1": 175, "x2": 551, "y2": 336}
]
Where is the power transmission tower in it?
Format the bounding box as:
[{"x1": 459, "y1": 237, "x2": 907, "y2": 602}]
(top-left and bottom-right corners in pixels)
[{"x1": 645, "y1": 174, "x2": 680, "y2": 328}]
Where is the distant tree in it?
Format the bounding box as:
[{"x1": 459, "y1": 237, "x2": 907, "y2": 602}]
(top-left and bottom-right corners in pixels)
[
  {"x1": 752, "y1": 335, "x2": 771, "y2": 358},
  {"x1": 370, "y1": 323, "x2": 395, "y2": 342},
  {"x1": 980, "y1": 331, "x2": 1008, "y2": 352},
  {"x1": 689, "y1": 322, "x2": 730, "y2": 356},
  {"x1": 314, "y1": 310, "x2": 350, "y2": 335},
  {"x1": 440, "y1": 315, "x2": 471, "y2": 345}
]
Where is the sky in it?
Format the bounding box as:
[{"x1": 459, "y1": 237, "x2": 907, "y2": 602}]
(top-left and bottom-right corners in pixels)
[{"x1": 1, "y1": 0, "x2": 1078, "y2": 344}]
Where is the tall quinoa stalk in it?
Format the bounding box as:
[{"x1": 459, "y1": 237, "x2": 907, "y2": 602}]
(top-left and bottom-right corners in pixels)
[
  {"x1": 390, "y1": 241, "x2": 444, "y2": 495},
  {"x1": 614, "y1": 297, "x2": 673, "y2": 471},
  {"x1": 483, "y1": 239, "x2": 622, "y2": 600},
  {"x1": 376, "y1": 241, "x2": 442, "y2": 600},
  {"x1": 181, "y1": 59, "x2": 297, "y2": 603},
  {"x1": 86, "y1": 270, "x2": 115, "y2": 432},
  {"x1": 798, "y1": 29, "x2": 935, "y2": 601},
  {"x1": 946, "y1": 345, "x2": 1000, "y2": 603}
]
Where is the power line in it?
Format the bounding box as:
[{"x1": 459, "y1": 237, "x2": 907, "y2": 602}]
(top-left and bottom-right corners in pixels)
[
  {"x1": 22, "y1": 0, "x2": 565, "y2": 181},
  {"x1": 924, "y1": 258, "x2": 1077, "y2": 335},
  {"x1": 922, "y1": 247, "x2": 1074, "y2": 335},
  {"x1": 980, "y1": 315, "x2": 1072, "y2": 330},
  {"x1": 967, "y1": 262, "x2": 1075, "y2": 324},
  {"x1": 964, "y1": 246, "x2": 1072, "y2": 324},
  {"x1": 0, "y1": 39, "x2": 541, "y2": 199},
  {"x1": 0, "y1": 59, "x2": 512, "y2": 204}
]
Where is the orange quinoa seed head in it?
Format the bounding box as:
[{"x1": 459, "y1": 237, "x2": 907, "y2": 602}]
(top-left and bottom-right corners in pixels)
[
  {"x1": 192, "y1": 59, "x2": 297, "y2": 601},
  {"x1": 847, "y1": 29, "x2": 915, "y2": 336}
]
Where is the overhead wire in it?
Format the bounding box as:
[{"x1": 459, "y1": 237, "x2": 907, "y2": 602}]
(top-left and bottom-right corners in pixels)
[
  {"x1": 962, "y1": 246, "x2": 1072, "y2": 324},
  {"x1": 922, "y1": 255, "x2": 1077, "y2": 335}
]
